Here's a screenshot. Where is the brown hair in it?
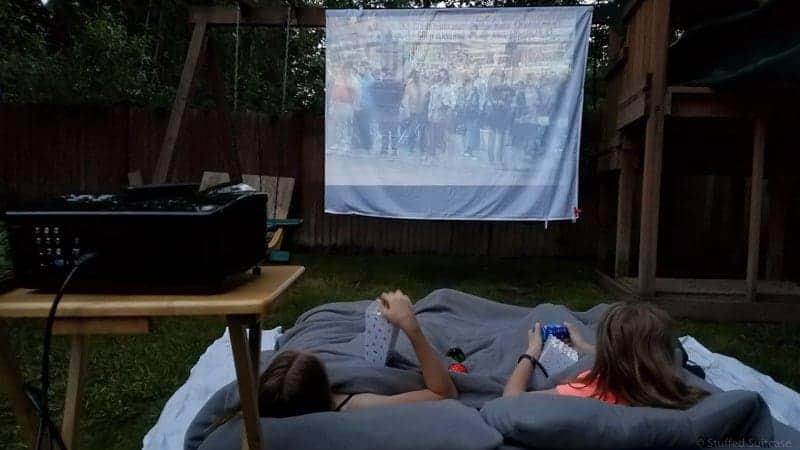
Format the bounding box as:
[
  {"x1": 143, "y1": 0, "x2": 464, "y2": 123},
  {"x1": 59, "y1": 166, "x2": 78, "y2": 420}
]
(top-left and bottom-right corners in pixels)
[
  {"x1": 256, "y1": 350, "x2": 333, "y2": 418},
  {"x1": 214, "y1": 350, "x2": 332, "y2": 428},
  {"x1": 577, "y1": 302, "x2": 708, "y2": 409}
]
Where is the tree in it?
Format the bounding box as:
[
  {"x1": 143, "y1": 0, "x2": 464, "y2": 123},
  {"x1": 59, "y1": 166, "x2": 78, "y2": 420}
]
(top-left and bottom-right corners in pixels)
[{"x1": 0, "y1": 0, "x2": 616, "y2": 115}]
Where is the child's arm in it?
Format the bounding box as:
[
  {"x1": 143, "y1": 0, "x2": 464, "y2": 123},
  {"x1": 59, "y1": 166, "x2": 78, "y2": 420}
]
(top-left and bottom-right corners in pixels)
[
  {"x1": 564, "y1": 322, "x2": 596, "y2": 355},
  {"x1": 379, "y1": 290, "x2": 458, "y2": 400},
  {"x1": 338, "y1": 291, "x2": 458, "y2": 411},
  {"x1": 503, "y1": 322, "x2": 542, "y2": 397}
]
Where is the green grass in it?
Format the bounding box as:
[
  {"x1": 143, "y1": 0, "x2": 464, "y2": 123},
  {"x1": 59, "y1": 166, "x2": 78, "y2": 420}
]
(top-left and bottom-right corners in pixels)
[
  {"x1": 0, "y1": 222, "x2": 10, "y2": 271},
  {"x1": 1, "y1": 254, "x2": 799, "y2": 450}
]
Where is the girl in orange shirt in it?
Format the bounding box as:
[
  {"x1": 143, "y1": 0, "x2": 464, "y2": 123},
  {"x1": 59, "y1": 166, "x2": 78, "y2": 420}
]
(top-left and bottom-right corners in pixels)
[{"x1": 503, "y1": 302, "x2": 707, "y2": 409}]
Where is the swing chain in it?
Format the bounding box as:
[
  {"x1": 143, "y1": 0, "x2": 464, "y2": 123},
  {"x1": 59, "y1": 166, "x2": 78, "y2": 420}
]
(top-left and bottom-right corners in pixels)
[
  {"x1": 233, "y1": 2, "x2": 241, "y2": 112},
  {"x1": 281, "y1": 4, "x2": 292, "y2": 113}
]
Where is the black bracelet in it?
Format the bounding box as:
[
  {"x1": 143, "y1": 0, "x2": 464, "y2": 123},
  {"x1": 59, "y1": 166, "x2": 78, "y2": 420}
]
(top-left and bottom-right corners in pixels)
[
  {"x1": 517, "y1": 354, "x2": 534, "y2": 364},
  {"x1": 517, "y1": 354, "x2": 549, "y2": 378}
]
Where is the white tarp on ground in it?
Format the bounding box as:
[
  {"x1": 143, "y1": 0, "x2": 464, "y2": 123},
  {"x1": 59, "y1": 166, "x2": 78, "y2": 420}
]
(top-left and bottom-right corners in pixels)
[
  {"x1": 324, "y1": 7, "x2": 592, "y2": 221},
  {"x1": 680, "y1": 336, "x2": 800, "y2": 431},
  {"x1": 141, "y1": 327, "x2": 282, "y2": 450},
  {"x1": 142, "y1": 331, "x2": 799, "y2": 450}
]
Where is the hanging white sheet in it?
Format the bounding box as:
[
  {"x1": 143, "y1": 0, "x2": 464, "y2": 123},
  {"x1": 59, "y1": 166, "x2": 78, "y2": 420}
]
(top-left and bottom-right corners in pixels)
[{"x1": 324, "y1": 7, "x2": 593, "y2": 220}]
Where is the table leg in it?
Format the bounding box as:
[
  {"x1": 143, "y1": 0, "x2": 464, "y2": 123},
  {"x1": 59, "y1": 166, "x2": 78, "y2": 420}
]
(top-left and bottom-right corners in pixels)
[
  {"x1": 247, "y1": 320, "x2": 262, "y2": 380},
  {"x1": 0, "y1": 325, "x2": 38, "y2": 448},
  {"x1": 227, "y1": 315, "x2": 264, "y2": 450},
  {"x1": 62, "y1": 335, "x2": 88, "y2": 450}
]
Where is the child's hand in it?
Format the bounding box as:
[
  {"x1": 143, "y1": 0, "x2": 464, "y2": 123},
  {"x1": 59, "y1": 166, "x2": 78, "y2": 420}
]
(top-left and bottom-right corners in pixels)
[
  {"x1": 564, "y1": 321, "x2": 595, "y2": 354},
  {"x1": 378, "y1": 290, "x2": 418, "y2": 333},
  {"x1": 527, "y1": 322, "x2": 542, "y2": 359}
]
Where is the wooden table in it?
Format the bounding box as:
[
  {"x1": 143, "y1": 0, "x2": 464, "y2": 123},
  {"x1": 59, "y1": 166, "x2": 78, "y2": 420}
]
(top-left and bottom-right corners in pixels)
[{"x1": 0, "y1": 265, "x2": 305, "y2": 450}]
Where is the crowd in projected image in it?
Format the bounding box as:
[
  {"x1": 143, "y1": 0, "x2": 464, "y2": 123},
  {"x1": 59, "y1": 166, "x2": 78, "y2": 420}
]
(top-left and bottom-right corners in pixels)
[{"x1": 325, "y1": 7, "x2": 592, "y2": 220}]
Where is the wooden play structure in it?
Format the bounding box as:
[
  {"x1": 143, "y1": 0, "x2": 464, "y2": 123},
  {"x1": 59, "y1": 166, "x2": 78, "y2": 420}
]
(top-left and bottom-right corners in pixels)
[{"x1": 597, "y1": 0, "x2": 800, "y2": 321}]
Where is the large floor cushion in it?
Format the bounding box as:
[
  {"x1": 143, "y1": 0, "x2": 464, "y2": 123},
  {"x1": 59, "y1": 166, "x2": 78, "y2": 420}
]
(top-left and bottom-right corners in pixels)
[
  {"x1": 191, "y1": 399, "x2": 502, "y2": 450},
  {"x1": 480, "y1": 390, "x2": 773, "y2": 449}
]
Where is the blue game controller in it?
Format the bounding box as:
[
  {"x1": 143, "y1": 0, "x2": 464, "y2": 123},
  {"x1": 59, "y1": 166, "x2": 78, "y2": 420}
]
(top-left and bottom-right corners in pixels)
[{"x1": 541, "y1": 323, "x2": 570, "y2": 342}]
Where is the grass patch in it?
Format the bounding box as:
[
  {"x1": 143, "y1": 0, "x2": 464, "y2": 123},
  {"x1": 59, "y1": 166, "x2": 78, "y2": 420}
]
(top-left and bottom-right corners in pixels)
[
  {"x1": 1, "y1": 253, "x2": 798, "y2": 450},
  {"x1": 0, "y1": 221, "x2": 10, "y2": 271}
]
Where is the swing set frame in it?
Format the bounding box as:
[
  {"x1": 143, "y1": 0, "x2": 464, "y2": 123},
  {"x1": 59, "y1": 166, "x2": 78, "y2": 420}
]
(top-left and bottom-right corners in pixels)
[{"x1": 151, "y1": 4, "x2": 325, "y2": 185}]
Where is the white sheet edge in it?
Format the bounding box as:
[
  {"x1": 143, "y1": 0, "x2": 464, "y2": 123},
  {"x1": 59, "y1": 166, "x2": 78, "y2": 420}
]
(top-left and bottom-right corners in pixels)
[
  {"x1": 141, "y1": 327, "x2": 282, "y2": 450},
  {"x1": 680, "y1": 335, "x2": 800, "y2": 431}
]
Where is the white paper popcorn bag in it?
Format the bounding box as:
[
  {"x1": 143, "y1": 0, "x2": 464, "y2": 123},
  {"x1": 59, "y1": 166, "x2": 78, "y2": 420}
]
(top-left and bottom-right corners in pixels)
[
  {"x1": 538, "y1": 336, "x2": 579, "y2": 375},
  {"x1": 364, "y1": 300, "x2": 399, "y2": 365}
]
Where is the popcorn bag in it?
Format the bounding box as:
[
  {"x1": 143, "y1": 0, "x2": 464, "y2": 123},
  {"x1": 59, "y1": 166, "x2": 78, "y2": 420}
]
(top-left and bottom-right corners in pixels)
[
  {"x1": 538, "y1": 336, "x2": 579, "y2": 375},
  {"x1": 364, "y1": 300, "x2": 400, "y2": 365}
]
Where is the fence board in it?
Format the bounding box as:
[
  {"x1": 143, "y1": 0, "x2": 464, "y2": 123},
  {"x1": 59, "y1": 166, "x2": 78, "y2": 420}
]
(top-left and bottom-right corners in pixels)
[{"x1": 2, "y1": 105, "x2": 602, "y2": 258}]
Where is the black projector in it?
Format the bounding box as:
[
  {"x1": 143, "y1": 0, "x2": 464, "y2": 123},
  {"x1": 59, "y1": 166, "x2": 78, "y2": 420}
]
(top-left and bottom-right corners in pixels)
[{"x1": 4, "y1": 183, "x2": 268, "y2": 290}]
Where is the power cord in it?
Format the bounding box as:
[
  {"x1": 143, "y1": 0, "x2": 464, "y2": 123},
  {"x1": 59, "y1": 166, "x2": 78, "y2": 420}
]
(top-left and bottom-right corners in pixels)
[{"x1": 26, "y1": 252, "x2": 97, "y2": 450}]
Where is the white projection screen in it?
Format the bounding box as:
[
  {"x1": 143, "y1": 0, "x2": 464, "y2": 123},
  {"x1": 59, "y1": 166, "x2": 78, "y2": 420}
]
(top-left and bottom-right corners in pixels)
[{"x1": 325, "y1": 7, "x2": 593, "y2": 221}]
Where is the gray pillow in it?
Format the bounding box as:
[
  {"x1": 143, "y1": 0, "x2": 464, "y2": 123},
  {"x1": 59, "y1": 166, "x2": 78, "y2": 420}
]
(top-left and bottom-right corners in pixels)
[
  {"x1": 185, "y1": 351, "x2": 279, "y2": 450},
  {"x1": 480, "y1": 390, "x2": 771, "y2": 449},
  {"x1": 194, "y1": 399, "x2": 503, "y2": 450},
  {"x1": 688, "y1": 390, "x2": 773, "y2": 445},
  {"x1": 185, "y1": 380, "x2": 242, "y2": 450}
]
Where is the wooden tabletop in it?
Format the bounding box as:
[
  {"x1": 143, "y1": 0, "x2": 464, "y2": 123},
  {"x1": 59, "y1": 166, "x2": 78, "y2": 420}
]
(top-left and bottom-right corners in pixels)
[{"x1": 0, "y1": 265, "x2": 305, "y2": 318}]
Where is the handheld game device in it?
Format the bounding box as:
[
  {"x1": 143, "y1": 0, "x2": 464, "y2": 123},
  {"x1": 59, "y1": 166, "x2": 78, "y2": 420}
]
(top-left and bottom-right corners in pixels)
[{"x1": 541, "y1": 324, "x2": 570, "y2": 342}]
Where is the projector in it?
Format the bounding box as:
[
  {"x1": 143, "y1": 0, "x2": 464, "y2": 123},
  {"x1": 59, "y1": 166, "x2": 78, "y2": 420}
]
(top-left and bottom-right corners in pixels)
[{"x1": 4, "y1": 183, "x2": 268, "y2": 290}]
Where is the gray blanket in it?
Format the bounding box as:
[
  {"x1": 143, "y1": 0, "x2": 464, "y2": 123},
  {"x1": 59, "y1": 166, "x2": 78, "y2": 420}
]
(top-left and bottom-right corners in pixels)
[
  {"x1": 190, "y1": 289, "x2": 798, "y2": 450},
  {"x1": 276, "y1": 288, "x2": 601, "y2": 407}
]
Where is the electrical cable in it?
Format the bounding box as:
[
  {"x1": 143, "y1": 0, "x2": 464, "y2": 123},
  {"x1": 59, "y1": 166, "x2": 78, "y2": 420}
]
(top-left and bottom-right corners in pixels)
[{"x1": 32, "y1": 252, "x2": 98, "y2": 450}]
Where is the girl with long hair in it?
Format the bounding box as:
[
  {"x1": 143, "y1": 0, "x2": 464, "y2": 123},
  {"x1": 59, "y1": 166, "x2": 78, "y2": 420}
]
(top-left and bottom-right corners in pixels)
[
  {"x1": 503, "y1": 301, "x2": 708, "y2": 408},
  {"x1": 223, "y1": 290, "x2": 457, "y2": 422}
]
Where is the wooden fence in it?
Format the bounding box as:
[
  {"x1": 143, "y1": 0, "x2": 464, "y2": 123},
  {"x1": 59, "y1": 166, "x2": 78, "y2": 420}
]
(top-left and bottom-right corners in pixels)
[{"x1": 0, "y1": 105, "x2": 600, "y2": 257}]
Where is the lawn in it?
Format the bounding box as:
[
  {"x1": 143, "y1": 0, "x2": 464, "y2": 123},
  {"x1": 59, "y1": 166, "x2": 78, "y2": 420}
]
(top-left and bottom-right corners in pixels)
[
  {"x1": 0, "y1": 222, "x2": 10, "y2": 272},
  {"x1": 1, "y1": 253, "x2": 799, "y2": 450}
]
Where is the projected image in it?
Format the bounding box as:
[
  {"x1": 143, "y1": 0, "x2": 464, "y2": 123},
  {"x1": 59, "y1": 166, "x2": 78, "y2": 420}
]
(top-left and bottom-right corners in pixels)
[{"x1": 325, "y1": 8, "x2": 592, "y2": 220}]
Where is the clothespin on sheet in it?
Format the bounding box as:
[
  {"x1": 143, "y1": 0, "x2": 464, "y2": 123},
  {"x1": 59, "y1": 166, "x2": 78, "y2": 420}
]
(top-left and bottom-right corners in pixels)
[
  {"x1": 572, "y1": 207, "x2": 582, "y2": 223},
  {"x1": 544, "y1": 220, "x2": 549, "y2": 230}
]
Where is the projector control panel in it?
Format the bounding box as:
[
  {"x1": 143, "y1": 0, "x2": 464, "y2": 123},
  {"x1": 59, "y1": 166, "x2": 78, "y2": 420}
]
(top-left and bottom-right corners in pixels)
[{"x1": 29, "y1": 225, "x2": 86, "y2": 271}]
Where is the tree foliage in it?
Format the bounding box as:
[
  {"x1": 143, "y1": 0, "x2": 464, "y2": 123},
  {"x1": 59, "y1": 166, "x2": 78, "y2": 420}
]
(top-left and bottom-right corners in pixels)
[{"x1": 0, "y1": 0, "x2": 615, "y2": 115}]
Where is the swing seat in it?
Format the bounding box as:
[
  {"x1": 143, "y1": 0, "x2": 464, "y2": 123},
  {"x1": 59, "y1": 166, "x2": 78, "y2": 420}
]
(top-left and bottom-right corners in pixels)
[{"x1": 200, "y1": 171, "x2": 301, "y2": 262}]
